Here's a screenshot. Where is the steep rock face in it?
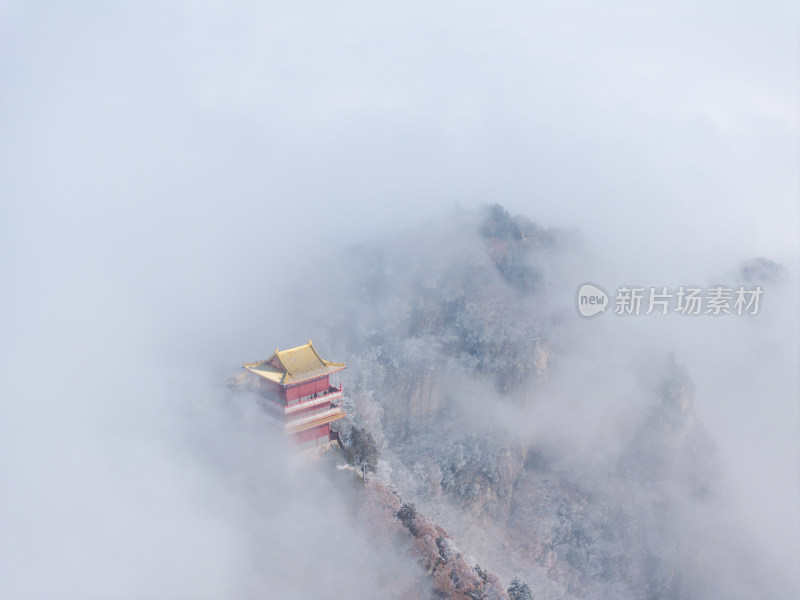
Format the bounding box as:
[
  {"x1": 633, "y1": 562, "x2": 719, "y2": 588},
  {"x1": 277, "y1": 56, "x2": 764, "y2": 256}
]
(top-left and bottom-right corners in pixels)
[
  {"x1": 345, "y1": 344, "x2": 462, "y2": 443},
  {"x1": 617, "y1": 357, "x2": 717, "y2": 500},
  {"x1": 320, "y1": 209, "x2": 561, "y2": 521},
  {"x1": 382, "y1": 361, "x2": 451, "y2": 441},
  {"x1": 305, "y1": 205, "x2": 764, "y2": 598},
  {"x1": 316, "y1": 210, "x2": 557, "y2": 525},
  {"x1": 505, "y1": 360, "x2": 718, "y2": 599},
  {"x1": 438, "y1": 436, "x2": 526, "y2": 523}
]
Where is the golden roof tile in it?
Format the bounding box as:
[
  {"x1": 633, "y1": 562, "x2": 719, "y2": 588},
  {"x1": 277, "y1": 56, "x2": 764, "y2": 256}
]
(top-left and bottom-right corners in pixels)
[{"x1": 244, "y1": 340, "x2": 345, "y2": 386}]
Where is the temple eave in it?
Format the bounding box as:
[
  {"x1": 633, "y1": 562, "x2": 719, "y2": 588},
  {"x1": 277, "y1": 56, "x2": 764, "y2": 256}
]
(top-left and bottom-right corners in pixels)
[
  {"x1": 244, "y1": 364, "x2": 345, "y2": 386},
  {"x1": 286, "y1": 411, "x2": 346, "y2": 433}
]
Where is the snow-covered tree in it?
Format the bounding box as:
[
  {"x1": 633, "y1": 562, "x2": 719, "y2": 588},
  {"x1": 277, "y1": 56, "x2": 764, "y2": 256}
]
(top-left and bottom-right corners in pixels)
[{"x1": 508, "y1": 577, "x2": 533, "y2": 600}]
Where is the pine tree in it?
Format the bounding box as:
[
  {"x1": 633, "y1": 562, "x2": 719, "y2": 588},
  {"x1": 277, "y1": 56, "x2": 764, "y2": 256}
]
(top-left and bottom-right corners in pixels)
[
  {"x1": 344, "y1": 426, "x2": 379, "y2": 476},
  {"x1": 397, "y1": 502, "x2": 419, "y2": 535},
  {"x1": 508, "y1": 577, "x2": 533, "y2": 600}
]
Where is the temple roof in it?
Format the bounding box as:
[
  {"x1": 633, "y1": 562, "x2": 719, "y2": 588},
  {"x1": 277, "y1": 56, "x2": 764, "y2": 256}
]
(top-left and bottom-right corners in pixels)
[{"x1": 244, "y1": 340, "x2": 345, "y2": 386}]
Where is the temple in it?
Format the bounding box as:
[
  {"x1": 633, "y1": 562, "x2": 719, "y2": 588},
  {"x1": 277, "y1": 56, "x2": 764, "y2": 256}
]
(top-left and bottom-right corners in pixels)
[{"x1": 243, "y1": 340, "x2": 346, "y2": 450}]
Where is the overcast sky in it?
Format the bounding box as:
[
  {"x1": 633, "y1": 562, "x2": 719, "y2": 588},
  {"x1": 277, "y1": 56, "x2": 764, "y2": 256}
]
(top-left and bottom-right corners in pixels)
[{"x1": 1, "y1": 1, "x2": 798, "y2": 598}]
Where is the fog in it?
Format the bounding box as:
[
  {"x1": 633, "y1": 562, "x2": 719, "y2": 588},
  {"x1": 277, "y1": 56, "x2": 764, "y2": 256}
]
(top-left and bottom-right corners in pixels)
[
  {"x1": 1, "y1": 1, "x2": 797, "y2": 598},
  {"x1": 303, "y1": 210, "x2": 797, "y2": 597}
]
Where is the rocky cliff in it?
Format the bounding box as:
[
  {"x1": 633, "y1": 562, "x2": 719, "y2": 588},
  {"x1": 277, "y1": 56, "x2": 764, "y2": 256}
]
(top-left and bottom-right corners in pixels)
[{"x1": 302, "y1": 205, "x2": 777, "y2": 599}]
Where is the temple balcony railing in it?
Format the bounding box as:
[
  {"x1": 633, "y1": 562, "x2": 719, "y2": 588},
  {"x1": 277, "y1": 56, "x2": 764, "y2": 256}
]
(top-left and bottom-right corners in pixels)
[
  {"x1": 259, "y1": 385, "x2": 343, "y2": 415},
  {"x1": 262, "y1": 406, "x2": 346, "y2": 433},
  {"x1": 284, "y1": 406, "x2": 345, "y2": 433}
]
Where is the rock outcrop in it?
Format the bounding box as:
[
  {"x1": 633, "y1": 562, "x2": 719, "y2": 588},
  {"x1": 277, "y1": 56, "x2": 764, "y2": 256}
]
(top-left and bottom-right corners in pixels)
[{"x1": 300, "y1": 205, "x2": 765, "y2": 599}]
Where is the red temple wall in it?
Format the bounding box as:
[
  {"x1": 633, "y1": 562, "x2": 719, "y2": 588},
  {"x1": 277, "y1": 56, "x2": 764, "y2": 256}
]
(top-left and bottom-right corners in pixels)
[
  {"x1": 285, "y1": 375, "x2": 329, "y2": 401},
  {"x1": 294, "y1": 424, "x2": 331, "y2": 445},
  {"x1": 295, "y1": 429, "x2": 316, "y2": 444}
]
